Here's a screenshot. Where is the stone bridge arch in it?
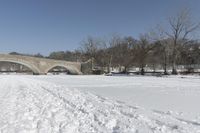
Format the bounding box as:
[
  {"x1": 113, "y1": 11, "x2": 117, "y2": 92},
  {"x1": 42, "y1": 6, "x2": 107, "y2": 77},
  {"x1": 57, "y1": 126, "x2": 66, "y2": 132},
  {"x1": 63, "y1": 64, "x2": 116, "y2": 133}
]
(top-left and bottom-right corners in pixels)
[
  {"x1": 45, "y1": 64, "x2": 82, "y2": 75},
  {"x1": 0, "y1": 59, "x2": 41, "y2": 74}
]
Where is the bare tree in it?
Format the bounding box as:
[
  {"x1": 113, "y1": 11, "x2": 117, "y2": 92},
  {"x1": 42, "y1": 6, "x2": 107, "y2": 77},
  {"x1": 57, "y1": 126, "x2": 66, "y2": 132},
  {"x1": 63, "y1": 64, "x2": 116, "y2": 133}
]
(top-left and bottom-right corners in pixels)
[
  {"x1": 135, "y1": 34, "x2": 155, "y2": 75},
  {"x1": 166, "y1": 9, "x2": 200, "y2": 74},
  {"x1": 179, "y1": 40, "x2": 200, "y2": 73},
  {"x1": 80, "y1": 36, "x2": 102, "y2": 69},
  {"x1": 151, "y1": 26, "x2": 172, "y2": 74},
  {"x1": 99, "y1": 35, "x2": 122, "y2": 73},
  {"x1": 120, "y1": 37, "x2": 137, "y2": 73}
]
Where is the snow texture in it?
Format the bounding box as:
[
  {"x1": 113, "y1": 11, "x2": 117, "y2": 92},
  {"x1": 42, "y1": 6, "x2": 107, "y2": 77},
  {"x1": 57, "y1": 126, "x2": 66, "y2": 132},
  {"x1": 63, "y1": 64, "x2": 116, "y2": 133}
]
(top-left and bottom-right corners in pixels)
[{"x1": 0, "y1": 75, "x2": 200, "y2": 133}]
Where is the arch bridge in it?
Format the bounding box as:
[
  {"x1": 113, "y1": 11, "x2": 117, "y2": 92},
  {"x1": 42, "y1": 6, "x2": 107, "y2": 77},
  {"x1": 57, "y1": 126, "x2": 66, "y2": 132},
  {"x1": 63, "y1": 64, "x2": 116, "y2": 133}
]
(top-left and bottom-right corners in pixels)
[{"x1": 0, "y1": 54, "x2": 90, "y2": 75}]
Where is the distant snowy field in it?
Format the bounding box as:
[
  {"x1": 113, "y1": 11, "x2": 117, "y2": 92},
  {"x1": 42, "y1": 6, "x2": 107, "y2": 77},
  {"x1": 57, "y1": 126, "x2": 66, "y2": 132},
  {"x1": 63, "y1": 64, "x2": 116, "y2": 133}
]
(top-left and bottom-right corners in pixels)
[{"x1": 0, "y1": 75, "x2": 200, "y2": 132}]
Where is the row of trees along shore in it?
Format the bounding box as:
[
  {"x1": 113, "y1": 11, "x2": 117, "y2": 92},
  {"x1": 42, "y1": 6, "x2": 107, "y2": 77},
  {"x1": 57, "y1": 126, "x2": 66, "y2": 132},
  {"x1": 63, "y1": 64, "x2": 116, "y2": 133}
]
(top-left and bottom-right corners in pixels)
[{"x1": 10, "y1": 9, "x2": 200, "y2": 75}]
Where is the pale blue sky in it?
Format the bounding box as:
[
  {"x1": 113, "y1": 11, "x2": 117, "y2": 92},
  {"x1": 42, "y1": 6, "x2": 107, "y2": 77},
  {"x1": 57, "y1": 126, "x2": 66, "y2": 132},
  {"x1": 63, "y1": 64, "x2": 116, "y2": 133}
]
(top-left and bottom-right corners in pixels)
[{"x1": 0, "y1": 0, "x2": 199, "y2": 55}]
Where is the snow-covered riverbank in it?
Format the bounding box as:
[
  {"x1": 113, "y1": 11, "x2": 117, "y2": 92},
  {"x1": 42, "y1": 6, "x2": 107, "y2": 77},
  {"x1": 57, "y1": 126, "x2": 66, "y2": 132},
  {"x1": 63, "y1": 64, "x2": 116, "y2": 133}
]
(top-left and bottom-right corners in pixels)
[{"x1": 0, "y1": 75, "x2": 200, "y2": 132}]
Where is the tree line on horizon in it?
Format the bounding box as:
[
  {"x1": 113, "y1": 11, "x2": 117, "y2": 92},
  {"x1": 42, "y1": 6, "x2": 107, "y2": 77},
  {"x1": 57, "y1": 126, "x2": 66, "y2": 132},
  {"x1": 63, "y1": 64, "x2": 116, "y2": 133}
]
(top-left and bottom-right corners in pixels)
[{"x1": 9, "y1": 9, "x2": 200, "y2": 75}]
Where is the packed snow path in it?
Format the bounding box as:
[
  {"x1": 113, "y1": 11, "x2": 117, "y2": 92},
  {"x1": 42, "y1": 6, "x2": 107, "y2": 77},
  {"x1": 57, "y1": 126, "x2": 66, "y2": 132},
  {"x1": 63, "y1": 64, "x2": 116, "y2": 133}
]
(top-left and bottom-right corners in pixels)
[{"x1": 0, "y1": 76, "x2": 200, "y2": 133}]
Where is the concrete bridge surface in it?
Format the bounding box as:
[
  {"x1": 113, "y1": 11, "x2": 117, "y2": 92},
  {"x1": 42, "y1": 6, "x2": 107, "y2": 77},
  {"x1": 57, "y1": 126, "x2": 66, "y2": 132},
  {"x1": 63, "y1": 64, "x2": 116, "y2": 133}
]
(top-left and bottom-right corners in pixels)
[{"x1": 0, "y1": 54, "x2": 89, "y2": 75}]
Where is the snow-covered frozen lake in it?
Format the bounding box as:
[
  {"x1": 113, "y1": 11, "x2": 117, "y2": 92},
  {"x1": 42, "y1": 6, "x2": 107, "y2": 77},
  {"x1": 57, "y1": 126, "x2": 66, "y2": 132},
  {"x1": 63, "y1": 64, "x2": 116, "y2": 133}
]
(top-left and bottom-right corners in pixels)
[
  {"x1": 0, "y1": 75, "x2": 200, "y2": 132},
  {"x1": 34, "y1": 75, "x2": 200, "y2": 116}
]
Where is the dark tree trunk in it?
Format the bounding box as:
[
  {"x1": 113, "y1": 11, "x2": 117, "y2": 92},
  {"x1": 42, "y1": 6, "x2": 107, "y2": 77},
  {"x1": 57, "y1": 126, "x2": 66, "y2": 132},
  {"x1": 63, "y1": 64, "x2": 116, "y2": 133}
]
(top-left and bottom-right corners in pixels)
[
  {"x1": 164, "y1": 64, "x2": 168, "y2": 75},
  {"x1": 172, "y1": 68, "x2": 177, "y2": 75},
  {"x1": 163, "y1": 53, "x2": 168, "y2": 75},
  {"x1": 124, "y1": 66, "x2": 128, "y2": 74},
  {"x1": 140, "y1": 66, "x2": 145, "y2": 75},
  {"x1": 172, "y1": 56, "x2": 177, "y2": 74}
]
